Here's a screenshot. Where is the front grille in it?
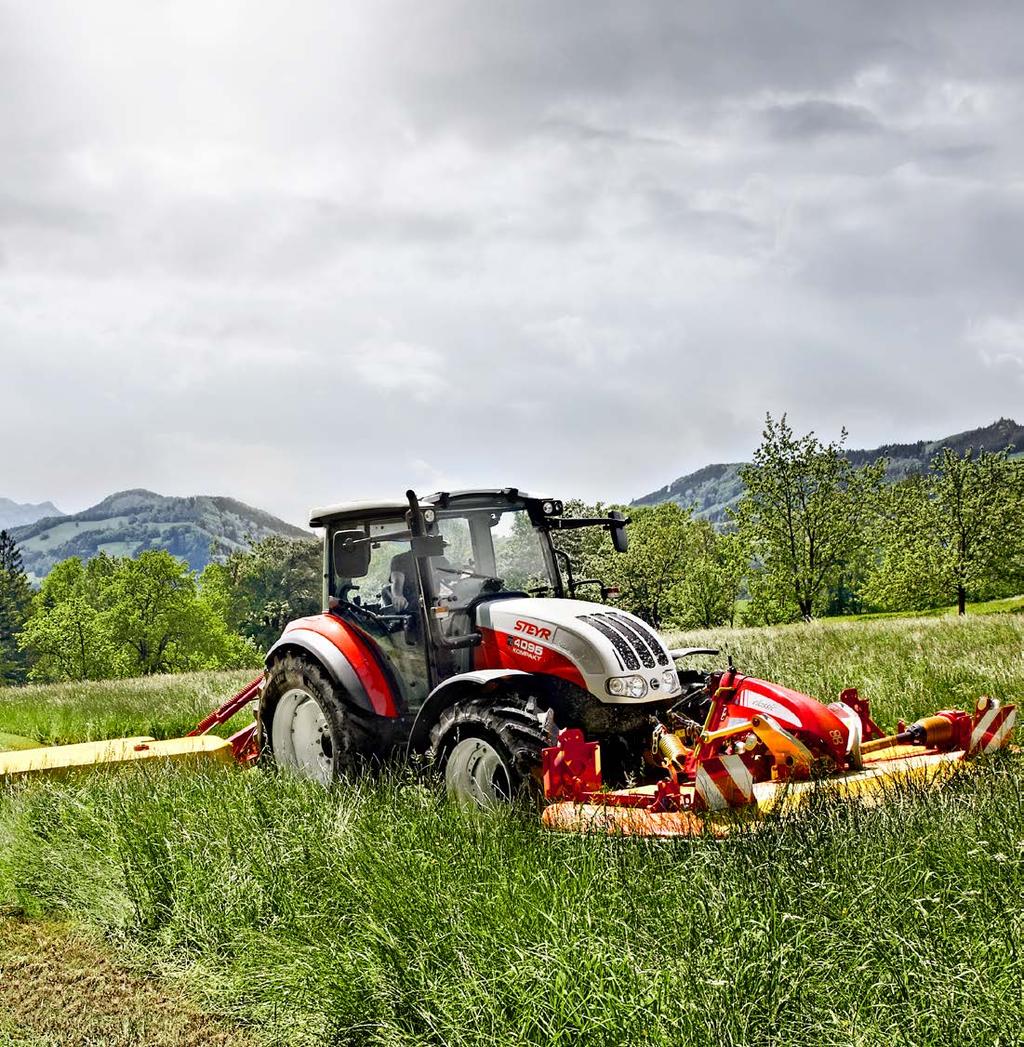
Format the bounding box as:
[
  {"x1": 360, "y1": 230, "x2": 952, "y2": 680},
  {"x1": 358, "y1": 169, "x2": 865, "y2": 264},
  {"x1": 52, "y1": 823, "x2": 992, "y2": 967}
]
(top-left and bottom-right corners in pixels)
[{"x1": 577, "y1": 611, "x2": 669, "y2": 671}]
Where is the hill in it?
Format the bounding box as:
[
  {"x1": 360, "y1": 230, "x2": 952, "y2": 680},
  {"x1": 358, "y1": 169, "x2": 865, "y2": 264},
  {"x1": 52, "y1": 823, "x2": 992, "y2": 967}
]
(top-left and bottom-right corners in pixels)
[
  {"x1": 633, "y1": 417, "x2": 1024, "y2": 522},
  {"x1": 10, "y1": 489, "x2": 309, "y2": 580},
  {"x1": 0, "y1": 498, "x2": 64, "y2": 531}
]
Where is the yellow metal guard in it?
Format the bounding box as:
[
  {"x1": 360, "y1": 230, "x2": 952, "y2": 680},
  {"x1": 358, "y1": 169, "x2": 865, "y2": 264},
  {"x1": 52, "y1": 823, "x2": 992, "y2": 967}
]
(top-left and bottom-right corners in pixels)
[{"x1": 0, "y1": 735, "x2": 235, "y2": 780}]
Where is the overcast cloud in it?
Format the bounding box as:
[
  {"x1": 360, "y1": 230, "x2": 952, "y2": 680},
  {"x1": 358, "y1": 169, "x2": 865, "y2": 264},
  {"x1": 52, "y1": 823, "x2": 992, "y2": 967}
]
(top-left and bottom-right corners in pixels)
[{"x1": 2, "y1": 1, "x2": 1023, "y2": 525}]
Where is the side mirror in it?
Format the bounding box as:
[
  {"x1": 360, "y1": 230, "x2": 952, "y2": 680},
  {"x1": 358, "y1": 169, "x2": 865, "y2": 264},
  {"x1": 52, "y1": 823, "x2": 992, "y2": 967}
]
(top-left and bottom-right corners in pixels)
[
  {"x1": 609, "y1": 511, "x2": 629, "y2": 553},
  {"x1": 332, "y1": 529, "x2": 370, "y2": 579}
]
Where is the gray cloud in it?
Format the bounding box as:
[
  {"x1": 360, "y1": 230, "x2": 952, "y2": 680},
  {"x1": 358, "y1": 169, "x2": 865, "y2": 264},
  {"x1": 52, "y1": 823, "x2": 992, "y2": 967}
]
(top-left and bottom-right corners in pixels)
[
  {"x1": 1, "y1": 1, "x2": 1023, "y2": 524},
  {"x1": 761, "y1": 100, "x2": 883, "y2": 140}
]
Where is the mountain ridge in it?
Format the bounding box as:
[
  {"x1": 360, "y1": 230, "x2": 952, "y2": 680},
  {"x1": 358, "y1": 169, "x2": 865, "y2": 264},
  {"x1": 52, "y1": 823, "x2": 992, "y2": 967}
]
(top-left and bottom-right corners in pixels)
[
  {"x1": 10, "y1": 488, "x2": 309, "y2": 580},
  {"x1": 0, "y1": 498, "x2": 64, "y2": 531},
  {"x1": 633, "y1": 417, "x2": 1024, "y2": 523}
]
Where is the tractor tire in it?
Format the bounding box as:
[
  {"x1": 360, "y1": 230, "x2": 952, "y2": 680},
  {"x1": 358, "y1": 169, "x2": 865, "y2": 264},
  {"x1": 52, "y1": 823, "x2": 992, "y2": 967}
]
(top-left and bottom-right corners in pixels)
[
  {"x1": 261, "y1": 652, "x2": 378, "y2": 785},
  {"x1": 428, "y1": 691, "x2": 557, "y2": 809}
]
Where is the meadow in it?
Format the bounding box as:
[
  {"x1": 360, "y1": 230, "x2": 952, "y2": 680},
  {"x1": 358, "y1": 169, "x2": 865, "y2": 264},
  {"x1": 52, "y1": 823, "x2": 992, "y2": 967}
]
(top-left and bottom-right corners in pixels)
[{"x1": 1, "y1": 614, "x2": 1022, "y2": 1046}]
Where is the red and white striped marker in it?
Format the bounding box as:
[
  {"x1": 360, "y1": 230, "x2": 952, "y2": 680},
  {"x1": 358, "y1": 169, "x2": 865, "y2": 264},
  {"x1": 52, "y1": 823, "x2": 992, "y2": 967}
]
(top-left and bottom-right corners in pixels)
[
  {"x1": 695, "y1": 754, "x2": 755, "y2": 811},
  {"x1": 968, "y1": 698, "x2": 1016, "y2": 755}
]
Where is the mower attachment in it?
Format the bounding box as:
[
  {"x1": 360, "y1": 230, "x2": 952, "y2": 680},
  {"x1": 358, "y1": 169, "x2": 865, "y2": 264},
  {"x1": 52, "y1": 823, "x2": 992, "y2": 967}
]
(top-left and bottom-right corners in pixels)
[
  {"x1": 0, "y1": 734, "x2": 235, "y2": 780},
  {"x1": 1, "y1": 676, "x2": 264, "y2": 781},
  {"x1": 541, "y1": 691, "x2": 1017, "y2": 838}
]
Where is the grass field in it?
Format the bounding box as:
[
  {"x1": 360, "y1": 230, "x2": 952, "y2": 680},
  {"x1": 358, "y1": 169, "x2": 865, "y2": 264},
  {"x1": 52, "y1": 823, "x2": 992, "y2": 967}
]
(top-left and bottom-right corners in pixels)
[
  {"x1": 847, "y1": 593, "x2": 1024, "y2": 621},
  {"x1": 0, "y1": 670, "x2": 258, "y2": 748},
  {"x1": 1, "y1": 614, "x2": 1023, "y2": 1046}
]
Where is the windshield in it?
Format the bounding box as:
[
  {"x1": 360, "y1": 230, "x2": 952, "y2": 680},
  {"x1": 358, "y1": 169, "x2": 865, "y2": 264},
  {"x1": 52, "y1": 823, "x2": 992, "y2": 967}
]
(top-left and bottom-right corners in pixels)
[
  {"x1": 431, "y1": 505, "x2": 553, "y2": 602},
  {"x1": 328, "y1": 504, "x2": 557, "y2": 616}
]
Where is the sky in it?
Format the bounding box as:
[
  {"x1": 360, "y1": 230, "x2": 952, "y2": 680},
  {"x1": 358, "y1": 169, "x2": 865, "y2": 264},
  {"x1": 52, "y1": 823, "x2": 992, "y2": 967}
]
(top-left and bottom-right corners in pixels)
[{"x1": 2, "y1": 2, "x2": 1023, "y2": 526}]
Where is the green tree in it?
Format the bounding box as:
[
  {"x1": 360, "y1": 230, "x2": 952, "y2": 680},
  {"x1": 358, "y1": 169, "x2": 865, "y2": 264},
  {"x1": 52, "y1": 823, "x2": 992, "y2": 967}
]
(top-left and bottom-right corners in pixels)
[
  {"x1": 99, "y1": 550, "x2": 252, "y2": 674},
  {"x1": 201, "y1": 534, "x2": 321, "y2": 652},
  {"x1": 512, "y1": 500, "x2": 740, "y2": 629},
  {"x1": 20, "y1": 551, "x2": 258, "y2": 681},
  {"x1": 19, "y1": 557, "x2": 123, "y2": 681},
  {"x1": 865, "y1": 448, "x2": 1023, "y2": 614},
  {"x1": 0, "y1": 530, "x2": 34, "y2": 682},
  {"x1": 735, "y1": 415, "x2": 885, "y2": 621},
  {"x1": 590, "y1": 502, "x2": 694, "y2": 628},
  {"x1": 673, "y1": 522, "x2": 747, "y2": 628}
]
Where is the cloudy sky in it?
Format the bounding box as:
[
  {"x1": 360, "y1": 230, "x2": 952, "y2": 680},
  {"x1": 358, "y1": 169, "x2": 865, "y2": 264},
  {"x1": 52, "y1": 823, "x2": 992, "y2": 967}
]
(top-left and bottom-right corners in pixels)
[{"x1": 3, "y1": 2, "x2": 1023, "y2": 525}]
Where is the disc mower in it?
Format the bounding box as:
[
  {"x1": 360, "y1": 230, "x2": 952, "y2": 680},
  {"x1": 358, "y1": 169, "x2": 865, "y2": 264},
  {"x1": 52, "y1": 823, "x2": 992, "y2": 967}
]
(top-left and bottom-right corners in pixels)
[{"x1": 1, "y1": 488, "x2": 1015, "y2": 837}]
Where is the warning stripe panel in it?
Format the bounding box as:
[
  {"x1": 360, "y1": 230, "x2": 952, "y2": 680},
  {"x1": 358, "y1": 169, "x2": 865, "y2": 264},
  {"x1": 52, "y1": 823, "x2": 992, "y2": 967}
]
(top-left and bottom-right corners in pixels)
[
  {"x1": 980, "y1": 706, "x2": 1015, "y2": 753},
  {"x1": 970, "y1": 703, "x2": 1002, "y2": 752},
  {"x1": 695, "y1": 765, "x2": 729, "y2": 811},
  {"x1": 969, "y1": 702, "x2": 1016, "y2": 755},
  {"x1": 719, "y1": 754, "x2": 754, "y2": 802},
  {"x1": 695, "y1": 755, "x2": 756, "y2": 811}
]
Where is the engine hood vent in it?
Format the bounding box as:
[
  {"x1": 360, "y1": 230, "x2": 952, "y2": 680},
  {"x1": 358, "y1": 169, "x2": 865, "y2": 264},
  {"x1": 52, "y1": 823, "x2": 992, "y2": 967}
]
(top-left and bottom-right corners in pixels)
[{"x1": 576, "y1": 611, "x2": 669, "y2": 671}]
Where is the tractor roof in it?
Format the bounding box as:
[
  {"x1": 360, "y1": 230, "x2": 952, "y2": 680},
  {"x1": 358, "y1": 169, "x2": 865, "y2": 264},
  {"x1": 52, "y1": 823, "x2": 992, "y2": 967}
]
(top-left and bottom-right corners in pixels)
[
  {"x1": 308, "y1": 499, "x2": 428, "y2": 528},
  {"x1": 308, "y1": 488, "x2": 549, "y2": 528}
]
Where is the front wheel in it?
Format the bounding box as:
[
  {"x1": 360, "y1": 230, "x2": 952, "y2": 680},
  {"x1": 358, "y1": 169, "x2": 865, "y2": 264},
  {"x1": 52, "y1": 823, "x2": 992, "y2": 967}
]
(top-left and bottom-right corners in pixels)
[{"x1": 428, "y1": 692, "x2": 557, "y2": 808}]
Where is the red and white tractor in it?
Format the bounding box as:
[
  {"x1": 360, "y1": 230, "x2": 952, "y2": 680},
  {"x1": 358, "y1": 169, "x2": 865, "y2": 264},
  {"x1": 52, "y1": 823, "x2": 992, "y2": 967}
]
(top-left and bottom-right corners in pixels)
[
  {"x1": 250, "y1": 488, "x2": 1015, "y2": 827},
  {"x1": 258, "y1": 488, "x2": 670, "y2": 804}
]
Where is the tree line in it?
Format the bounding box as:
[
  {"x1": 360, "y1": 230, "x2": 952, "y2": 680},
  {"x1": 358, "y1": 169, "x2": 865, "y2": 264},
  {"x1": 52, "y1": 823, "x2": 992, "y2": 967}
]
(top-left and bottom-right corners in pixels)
[
  {"x1": 0, "y1": 535, "x2": 322, "y2": 684},
  {"x1": 561, "y1": 414, "x2": 1023, "y2": 628},
  {"x1": 1, "y1": 413, "x2": 1021, "y2": 683}
]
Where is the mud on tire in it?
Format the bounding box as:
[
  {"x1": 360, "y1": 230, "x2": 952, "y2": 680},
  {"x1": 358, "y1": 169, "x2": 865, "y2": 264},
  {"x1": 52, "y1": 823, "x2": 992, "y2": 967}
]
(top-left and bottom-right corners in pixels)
[
  {"x1": 261, "y1": 652, "x2": 380, "y2": 783},
  {"x1": 427, "y1": 691, "x2": 558, "y2": 808}
]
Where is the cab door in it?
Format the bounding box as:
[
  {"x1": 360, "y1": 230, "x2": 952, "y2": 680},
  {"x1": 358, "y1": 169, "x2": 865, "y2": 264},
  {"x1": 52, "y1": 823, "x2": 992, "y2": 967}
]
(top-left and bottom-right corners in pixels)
[{"x1": 330, "y1": 519, "x2": 431, "y2": 714}]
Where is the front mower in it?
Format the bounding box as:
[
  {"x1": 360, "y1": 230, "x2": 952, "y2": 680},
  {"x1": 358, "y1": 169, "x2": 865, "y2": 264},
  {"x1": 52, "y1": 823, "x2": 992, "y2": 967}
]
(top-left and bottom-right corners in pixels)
[{"x1": 540, "y1": 656, "x2": 1017, "y2": 837}]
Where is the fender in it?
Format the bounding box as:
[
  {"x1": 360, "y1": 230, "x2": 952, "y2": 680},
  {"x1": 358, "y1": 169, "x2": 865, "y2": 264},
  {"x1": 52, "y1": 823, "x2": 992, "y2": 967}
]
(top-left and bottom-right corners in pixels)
[
  {"x1": 406, "y1": 669, "x2": 531, "y2": 755},
  {"x1": 265, "y1": 614, "x2": 400, "y2": 718}
]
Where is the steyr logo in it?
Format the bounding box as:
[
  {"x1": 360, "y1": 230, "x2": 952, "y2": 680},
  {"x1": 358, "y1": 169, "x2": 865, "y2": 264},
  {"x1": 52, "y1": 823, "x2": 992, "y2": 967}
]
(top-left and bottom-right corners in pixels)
[{"x1": 514, "y1": 619, "x2": 552, "y2": 641}]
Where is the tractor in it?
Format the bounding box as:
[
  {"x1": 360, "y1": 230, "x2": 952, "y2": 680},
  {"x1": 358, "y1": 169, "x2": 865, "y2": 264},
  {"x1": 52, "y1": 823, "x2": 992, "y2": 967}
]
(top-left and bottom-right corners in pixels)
[{"x1": 258, "y1": 488, "x2": 681, "y2": 804}]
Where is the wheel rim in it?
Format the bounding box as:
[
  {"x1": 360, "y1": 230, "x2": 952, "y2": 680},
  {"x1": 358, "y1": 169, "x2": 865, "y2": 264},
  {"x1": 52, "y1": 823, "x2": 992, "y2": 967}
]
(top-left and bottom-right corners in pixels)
[
  {"x1": 271, "y1": 686, "x2": 334, "y2": 785},
  {"x1": 444, "y1": 736, "x2": 512, "y2": 809}
]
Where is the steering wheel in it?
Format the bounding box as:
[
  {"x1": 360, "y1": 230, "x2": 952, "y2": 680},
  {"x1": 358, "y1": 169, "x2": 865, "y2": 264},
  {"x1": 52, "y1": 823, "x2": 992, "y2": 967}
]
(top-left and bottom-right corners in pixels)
[{"x1": 336, "y1": 598, "x2": 406, "y2": 633}]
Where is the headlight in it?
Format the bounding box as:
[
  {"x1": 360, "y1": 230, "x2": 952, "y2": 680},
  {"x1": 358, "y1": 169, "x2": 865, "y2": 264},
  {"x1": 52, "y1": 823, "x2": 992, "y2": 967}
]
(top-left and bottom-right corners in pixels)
[
  {"x1": 662, "y1": 669, "x2": 679, "y2": 692},
  {"x1": 607, "y1": 675, "x2": 648, "y2": 698}
]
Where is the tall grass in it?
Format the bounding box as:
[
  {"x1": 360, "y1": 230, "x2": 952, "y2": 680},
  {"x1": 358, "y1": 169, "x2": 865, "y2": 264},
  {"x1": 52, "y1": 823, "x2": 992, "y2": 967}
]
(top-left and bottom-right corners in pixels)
[
  {"x1": 667, "y1": 614, "x2": 1024, "y2": 727},
  {"x1": 0, "y1": 670, "x2": 257, "y2": 746},
  {"x1": 1, "y1": 615, "x2": 1023, "y2": 1045},
  {"x1": 2, "y1": 760, "x2": 1022, "y2": 1046}
]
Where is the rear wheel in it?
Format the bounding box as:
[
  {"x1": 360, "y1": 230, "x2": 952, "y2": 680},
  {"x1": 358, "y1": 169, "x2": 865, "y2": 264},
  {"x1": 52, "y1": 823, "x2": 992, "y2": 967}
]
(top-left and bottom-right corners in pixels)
[
  {"x1": 428, "y1": 692, "x2": 557, "y2": 808},
  {"x1": 261, "y1": 652, "x2": 378, "y2": 784}
]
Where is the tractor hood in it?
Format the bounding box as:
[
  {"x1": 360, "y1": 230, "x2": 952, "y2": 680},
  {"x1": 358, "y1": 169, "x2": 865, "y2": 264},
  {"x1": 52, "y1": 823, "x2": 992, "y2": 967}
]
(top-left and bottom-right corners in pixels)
[{"x1": 473, "y1": 597, "x2": 680, "y2": 703}]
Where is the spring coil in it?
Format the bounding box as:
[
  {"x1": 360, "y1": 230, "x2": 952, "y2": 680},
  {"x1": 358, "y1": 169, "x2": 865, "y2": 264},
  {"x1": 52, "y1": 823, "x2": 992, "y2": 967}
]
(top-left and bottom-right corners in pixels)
[{"x1": 655, "y1": 727, "x2": 689, "y2": 780}]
